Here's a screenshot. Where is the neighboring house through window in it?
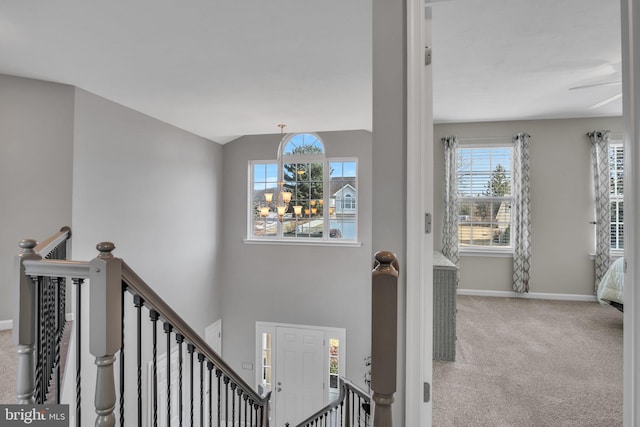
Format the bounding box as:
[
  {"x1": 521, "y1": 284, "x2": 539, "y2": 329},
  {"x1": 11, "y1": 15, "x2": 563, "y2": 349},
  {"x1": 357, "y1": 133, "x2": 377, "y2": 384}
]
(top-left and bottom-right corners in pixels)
[
  {"x1": 610, "y1": 140, "x2": 624, "y2": 252},
  {"x1": 249, "y1": 133, "x2": 358, "y2": 242},
  {"x1": 457, "y1": 144, "x2": 513, "y2": 251}
]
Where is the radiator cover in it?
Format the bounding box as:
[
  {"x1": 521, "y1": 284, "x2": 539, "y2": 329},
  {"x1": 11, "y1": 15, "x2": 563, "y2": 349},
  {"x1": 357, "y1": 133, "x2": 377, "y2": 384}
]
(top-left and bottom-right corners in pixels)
[{"x1": 433, "y1": 251, "x2": 458, "y2": 361}]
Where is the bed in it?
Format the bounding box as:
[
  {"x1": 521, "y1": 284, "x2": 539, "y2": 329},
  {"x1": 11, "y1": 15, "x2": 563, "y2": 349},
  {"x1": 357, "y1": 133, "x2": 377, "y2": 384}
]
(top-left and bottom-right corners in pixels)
[{"x1": 597, "y1": 257, "x2": 624, "y2": 312}]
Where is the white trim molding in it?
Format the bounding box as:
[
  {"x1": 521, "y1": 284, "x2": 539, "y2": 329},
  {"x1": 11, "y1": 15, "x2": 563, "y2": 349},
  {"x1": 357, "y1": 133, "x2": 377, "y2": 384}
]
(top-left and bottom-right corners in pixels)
[
  {"x1": 0, "y1": 320, "x2": 13, "y2": 331},
  {"x1": 457, "y1": 289, "x2": 598, "y2": 302},
  {"x1": 621, "y1": 0, "x2": 640, "y2": 425}
]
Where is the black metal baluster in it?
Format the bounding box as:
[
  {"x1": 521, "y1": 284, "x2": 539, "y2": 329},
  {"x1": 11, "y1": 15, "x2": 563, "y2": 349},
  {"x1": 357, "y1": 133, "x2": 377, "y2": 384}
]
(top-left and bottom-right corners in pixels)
[
  {"x1": 230, "y1": 383, "x2": 237, "y2": 427},
  {"x1": 216, "y1": 370, "x2": 222, "y2": 427},
  {"x1": 47, "y1": 276, "x2": 54, "y2": 400},
  {"x1": 134, "y1": 295, "x2": 144, "y2": 427},
  {"x1": 207, "y1": 362, "x2": 213, "y2": 427},
  {"x1": 73, "y1": 278, "x2": 83, "y2": 427},
  {"x1": 249, "y1": 400, "x2": 254, "y2": 427},
  {"x1": 253, "y1": 403, "x2": 259, "y2": 427},
  {"x1": 243, "y1": 395, "x2": 248, "y2": 427},
  {"x1": 164, "y1": 323, "x2": 173, "y2": 427},
  {"x1": 176, "y1": 334, "x2": 184, "y2": 427},
  {"x1": 198, "y1": 354, "x2": 204, "y2": 427},
  {"x1": 52, "y1": 276, "x2": 61, "y2": 404},
  {"x1": 224, "y1": 376, "x2": 230, "y2": 426},
  {"x1": 357, "y1": 395, "x2": 362, "y2": 426},
  {"x1": 42, "y1": 276, "x2": 49, "y2": 403},
  {"x1": 150, "y1": 310, "x2": 160, "y2": 427},
  {"x1": 32, "y1": 276, "x2": 42, "y2": 403},
  {"x1": 119, "y1": 285, "x2": 126, "y2": 427},
  {"x1": 351, "y1": 391, "x2": 355, "y2": 426},
  {"x1": 188, "y1": 344, "x2": 195, "y2": 427},
  {"x1": 236, "y1": 388, "x2": 242, "y2": 427}
]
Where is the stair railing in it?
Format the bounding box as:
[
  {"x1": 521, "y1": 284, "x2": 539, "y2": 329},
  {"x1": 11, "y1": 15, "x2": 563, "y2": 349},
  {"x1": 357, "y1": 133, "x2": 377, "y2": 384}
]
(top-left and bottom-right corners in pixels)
[
  {"x1": 16, "y1": 239, "x2": 271, "y2": 427},
  {"x1": 293, "y1": 378, "x2": 371, "y2": 427},
  {"x1": 14, "y1": 226, "x2": 72, "y2": 405}
]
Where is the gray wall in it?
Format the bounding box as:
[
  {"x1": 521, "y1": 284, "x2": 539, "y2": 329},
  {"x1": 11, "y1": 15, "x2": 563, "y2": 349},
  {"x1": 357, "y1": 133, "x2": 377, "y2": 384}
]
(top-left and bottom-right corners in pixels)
[
  {"x1": 0, "y1": 74, "x2": 74, "y2": 324},
  {"x1": 220, "y1": 130, "x2": 373, "y2": 388},
  {"x1": 72, "y1": 88, "x2": 225, "y2": 330},
  {"x1": 373, "y1": 0, "x2": 406, "y2": 423},
  {"x1": 434, "y1": 116, "x2": 623, "y2": 295}
]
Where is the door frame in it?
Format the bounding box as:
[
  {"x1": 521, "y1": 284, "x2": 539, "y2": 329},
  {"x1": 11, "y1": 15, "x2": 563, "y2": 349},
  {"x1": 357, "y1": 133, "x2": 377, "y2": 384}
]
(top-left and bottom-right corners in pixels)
[
  {"x1": 621, "y1": 1, "x2": 640, "y2": 424},
  {"x1": 255, "y1": 322, "x2": 347, "y2": 422},
  {"x1": 406, "y1": 0, "x2": 434, "y2": 425}
]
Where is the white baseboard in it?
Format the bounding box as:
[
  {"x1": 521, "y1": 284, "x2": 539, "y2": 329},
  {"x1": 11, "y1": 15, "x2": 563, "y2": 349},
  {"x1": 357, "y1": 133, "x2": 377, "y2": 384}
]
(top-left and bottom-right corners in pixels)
[
  {"x1": 0, "y1": 320, "x2": 13, "y2": 330},
  {"x1": 457, "y1": 288, "x2": 598, "y2": 302}
]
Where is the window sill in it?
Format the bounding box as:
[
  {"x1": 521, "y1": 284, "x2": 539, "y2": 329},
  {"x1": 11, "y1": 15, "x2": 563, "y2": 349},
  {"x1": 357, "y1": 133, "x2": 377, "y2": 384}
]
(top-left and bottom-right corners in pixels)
[
  {"x1": 243, "y1": 238, "x2": 362, "y2": 248},
  {"x1": 588, "y1": 251, "x2": 624, "y2": 260},
  {"x1": 460, "y1": 249, "x2": 513, "y2": 258}
]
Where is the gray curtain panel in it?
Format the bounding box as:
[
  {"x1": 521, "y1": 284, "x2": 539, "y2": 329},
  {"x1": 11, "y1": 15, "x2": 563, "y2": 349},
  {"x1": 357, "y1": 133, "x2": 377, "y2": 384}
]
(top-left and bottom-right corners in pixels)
[
  {"x1": 512, "y1": 133, "x2": 531, "y2": 293},
  {"x1": 589, "y1": 130, "x2": 611, "y2": 292},
  {"x1": 442, "y1": 136, "x2": 459, "y2": 266}
]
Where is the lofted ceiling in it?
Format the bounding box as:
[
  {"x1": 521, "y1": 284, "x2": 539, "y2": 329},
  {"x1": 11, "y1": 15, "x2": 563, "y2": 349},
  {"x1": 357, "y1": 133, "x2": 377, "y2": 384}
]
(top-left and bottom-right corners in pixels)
[{"x1": 0, "y1": 0, "x2": 621, "y2": 144}]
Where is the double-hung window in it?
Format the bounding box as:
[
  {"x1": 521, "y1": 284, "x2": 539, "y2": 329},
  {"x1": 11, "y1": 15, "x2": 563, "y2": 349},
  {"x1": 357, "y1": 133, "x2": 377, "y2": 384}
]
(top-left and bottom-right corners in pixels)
[
  {"x1": 457, "y1": 144, "x2": 513, "y2": 251},
  {"x1": 609, "y1": 141, "x2": 624, "y2": 252},
  {"x1": 249, "y1": 133, "x2": 358, "y2": 243}
]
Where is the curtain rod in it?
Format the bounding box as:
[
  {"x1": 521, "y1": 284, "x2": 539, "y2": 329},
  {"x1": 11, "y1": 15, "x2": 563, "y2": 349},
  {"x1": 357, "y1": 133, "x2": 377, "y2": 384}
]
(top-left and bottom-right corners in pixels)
[
  {"x1": 455, "y1": 136, "x2": 513, "y2": 142},
  {"x1": 585, "y1": 130, "x2": 624, "y2": 139}
]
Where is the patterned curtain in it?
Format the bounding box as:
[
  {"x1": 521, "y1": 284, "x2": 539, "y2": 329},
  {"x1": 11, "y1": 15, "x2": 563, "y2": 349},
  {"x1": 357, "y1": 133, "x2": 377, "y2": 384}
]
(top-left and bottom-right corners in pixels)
[
  {"x1": 512, "y1": 133, "x2": 531, "y2": 293},
  {"x1": 589, "y1": 130, "x2": 611, "y2": 292},
  {"x1": 442, "y1": 136, "x2": 459, "y2": 266}
]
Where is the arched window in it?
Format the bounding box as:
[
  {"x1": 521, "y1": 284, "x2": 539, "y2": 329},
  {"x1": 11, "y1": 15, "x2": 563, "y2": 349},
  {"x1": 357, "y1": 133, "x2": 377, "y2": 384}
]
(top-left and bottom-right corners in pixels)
[{"x1": 249, "y1": 132, "x2": 358, "y2": 243}]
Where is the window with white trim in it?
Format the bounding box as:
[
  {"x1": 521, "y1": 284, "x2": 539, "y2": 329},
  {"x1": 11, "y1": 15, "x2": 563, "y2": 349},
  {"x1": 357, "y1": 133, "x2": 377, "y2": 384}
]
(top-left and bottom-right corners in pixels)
[
  {"x1": 249, "y1": 133, "x2": 358, "y2": 242},
  {"x1": 457, "y1": 145, "x2": 512, "y2": 250},
  {"x1": 609, "y1": 141, "x2": 624, "y2": 251}
]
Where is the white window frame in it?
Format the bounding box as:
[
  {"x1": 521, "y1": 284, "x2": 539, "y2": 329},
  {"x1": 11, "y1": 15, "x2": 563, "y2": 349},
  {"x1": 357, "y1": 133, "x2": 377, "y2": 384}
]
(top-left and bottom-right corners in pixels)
[
  {"x1": 457, "y1": 141, "x2": 514, "y2": 255},
  {"x1": 246, "y1": 133, "x2": 360, "y2": 246}
]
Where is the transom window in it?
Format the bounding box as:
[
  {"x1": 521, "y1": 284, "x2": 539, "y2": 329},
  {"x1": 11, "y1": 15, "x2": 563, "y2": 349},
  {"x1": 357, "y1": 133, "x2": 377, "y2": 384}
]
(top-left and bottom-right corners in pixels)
[
  {"x1": 610, "y1": 141, "x2": 624, "y2": 251},
  {"x1": 457, "y1": 145, "x2": 512, "y2": 250},
  {"x1": 249, "y1": 133, "x2": 358, "y2": 242}
]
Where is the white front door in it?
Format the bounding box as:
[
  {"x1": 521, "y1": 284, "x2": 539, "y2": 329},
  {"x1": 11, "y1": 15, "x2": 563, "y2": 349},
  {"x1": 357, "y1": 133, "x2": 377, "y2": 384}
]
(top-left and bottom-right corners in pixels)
[{"x1": 275, "y1": 326, "x2": 326, "y2": 426}]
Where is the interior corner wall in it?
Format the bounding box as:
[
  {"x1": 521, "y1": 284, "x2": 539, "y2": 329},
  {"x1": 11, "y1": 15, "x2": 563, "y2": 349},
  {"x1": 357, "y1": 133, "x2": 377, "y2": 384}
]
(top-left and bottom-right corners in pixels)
[
  {"x1": 434, "y1": 116, "x2": 623, "y2": 295},
  {"x1": 71, "y1": 88, "x2": 224, "y2": 330},
  {"x1": 372, "y1": 0, "x2": 406, "y2": 424},
  {"x1": 220, "y1": 130, "x2": 373, "y2": 391},
  {"x1": 0, "y1": 74, "x2": 74, "y2": 324}
]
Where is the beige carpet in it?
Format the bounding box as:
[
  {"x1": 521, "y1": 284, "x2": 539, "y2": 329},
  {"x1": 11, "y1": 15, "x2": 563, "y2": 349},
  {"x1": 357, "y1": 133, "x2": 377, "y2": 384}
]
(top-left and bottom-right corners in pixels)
[
  {"x1": 0, "y1": 329, "x2": 17, "y2": 403},
  {"x1": 433, "y1": 296, "x2": 623, "y2": 427}
]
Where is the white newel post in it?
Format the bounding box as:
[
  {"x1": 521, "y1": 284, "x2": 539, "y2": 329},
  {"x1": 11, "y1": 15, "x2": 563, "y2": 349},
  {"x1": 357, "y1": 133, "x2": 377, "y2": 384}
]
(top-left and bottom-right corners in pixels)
[
  {"x1": 371, "y1": 251, "x2": 400, "y2": 427},
  {"x1": 14, "y1": 239, "x2": 42, "y2": 404},
  {"x1": 89, "y1": 242, "x2": 122, "y2": 427}
]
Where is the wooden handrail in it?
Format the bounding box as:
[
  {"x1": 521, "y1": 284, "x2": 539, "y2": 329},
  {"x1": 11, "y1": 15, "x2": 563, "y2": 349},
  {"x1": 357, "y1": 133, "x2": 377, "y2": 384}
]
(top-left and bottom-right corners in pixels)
[{"x1": 34, "y1": 226, "x2": 71, "y2": 258}]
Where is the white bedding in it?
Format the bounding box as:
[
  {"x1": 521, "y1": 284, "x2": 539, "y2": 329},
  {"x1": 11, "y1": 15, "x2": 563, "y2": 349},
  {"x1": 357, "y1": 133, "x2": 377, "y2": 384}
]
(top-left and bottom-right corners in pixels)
[{"x1": 597, "y1": 257, "x2": 624, "y2": 306}]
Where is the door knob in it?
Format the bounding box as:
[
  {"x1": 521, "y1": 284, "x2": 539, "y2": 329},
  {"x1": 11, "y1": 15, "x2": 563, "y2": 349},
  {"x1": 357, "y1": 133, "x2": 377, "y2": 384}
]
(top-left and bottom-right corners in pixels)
[{"x1": 277, "y1": 387, "x2": 282, "y2": 392}]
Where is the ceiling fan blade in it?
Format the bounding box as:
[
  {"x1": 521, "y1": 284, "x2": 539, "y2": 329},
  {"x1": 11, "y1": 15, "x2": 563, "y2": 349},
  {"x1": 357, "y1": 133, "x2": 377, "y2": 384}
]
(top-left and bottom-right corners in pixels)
[
  {"x1": 570, "y1": 81, "x2": 622, "y2": 91},
  {"x1": 588, "y1": 93, "x2": 622, "y2": 109}
]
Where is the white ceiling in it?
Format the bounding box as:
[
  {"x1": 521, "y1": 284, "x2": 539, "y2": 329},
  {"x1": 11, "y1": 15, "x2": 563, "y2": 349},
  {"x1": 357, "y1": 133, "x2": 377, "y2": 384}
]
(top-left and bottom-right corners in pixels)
[{"x1": 0, "y1": 0, "x2": 622, "y2": 144}]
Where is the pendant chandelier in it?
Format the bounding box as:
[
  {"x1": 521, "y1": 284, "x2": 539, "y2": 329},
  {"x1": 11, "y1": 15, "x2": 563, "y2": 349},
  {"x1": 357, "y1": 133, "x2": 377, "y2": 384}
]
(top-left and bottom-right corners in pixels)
[{"x1": 259, "y1": 124, "x2": 301, "y2": 223}]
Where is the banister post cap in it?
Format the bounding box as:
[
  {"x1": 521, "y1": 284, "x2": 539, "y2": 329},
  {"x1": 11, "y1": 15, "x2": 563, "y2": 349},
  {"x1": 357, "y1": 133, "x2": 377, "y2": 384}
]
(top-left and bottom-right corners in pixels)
[
  {"x1": 374, "y1": 251, "x2": 396, "y2": 265},
  {"x1": 96, "y1": 242, "x2": 116, "y2": 259},
  {"x1": 19, "y1": 239, "x2": 37, "y2": 254}
]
